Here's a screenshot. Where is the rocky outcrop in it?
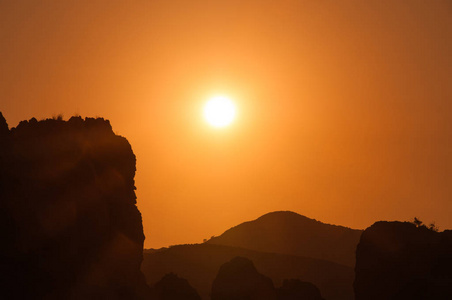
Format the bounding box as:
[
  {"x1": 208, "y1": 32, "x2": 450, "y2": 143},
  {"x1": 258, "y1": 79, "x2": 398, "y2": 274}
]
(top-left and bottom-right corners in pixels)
[
  {"x1": 211, "y1": 257, "x2": 326, "y2": 300},
  {"x1": 354, "y1": 221, "x2": 452, "y2": 300},
  {"x1": 211, "y1": 257, "x2": 277, "y2": 300},
  {"x1": 154, "y1": 273, "x2": 201, "y2": 300},
  {"x1": 0, "y1": 114, "x2": 151, "y2": 299}
]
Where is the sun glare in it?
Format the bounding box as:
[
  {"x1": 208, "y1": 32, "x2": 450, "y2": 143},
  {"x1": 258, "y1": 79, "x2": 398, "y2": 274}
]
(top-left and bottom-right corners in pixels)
[{"x1": 203, "y1": 96, "x2": 236, "y2": 128}]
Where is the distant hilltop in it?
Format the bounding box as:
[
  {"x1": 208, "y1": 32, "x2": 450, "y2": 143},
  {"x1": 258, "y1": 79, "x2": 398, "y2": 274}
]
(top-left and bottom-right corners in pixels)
[{"x1": 206, "y1": 211, "x2": 363, "y2": 267}]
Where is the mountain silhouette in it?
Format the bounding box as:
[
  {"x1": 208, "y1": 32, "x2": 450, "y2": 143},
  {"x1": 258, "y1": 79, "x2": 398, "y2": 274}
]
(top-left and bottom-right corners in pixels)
[
  {"x1": 207, "y1": 211, "x2": 362, "y2": 267},
  {"x1": 0, "y1": 113, "x2": 151, "y2": 299},
  {"x1": 142, "y1": 243, "x2": 354, "y2": 300},
  {"x1": 354, "y1": 221, "x2": 452, "y2": 300}
]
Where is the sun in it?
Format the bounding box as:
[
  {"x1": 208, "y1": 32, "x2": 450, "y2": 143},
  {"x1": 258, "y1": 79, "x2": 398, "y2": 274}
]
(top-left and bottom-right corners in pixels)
[{"x1": 203, "y1": 96, "x2": 236, "y2": 128}]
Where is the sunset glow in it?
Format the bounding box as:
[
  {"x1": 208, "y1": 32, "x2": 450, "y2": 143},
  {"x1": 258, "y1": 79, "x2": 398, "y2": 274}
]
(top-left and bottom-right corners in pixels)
[
  {"x1": 1, "y1": 1, "x2": 452, "y2": 298},
  {"x1": 203, "y1": 96, "x2": 236, "y2": 128},
  {"x1": 1, "y1": 1, "x2": 451, "y2": 252}
]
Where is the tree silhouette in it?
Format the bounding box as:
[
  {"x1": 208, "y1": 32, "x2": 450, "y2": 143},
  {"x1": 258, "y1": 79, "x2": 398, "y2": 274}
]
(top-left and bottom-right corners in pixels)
[
  {"x1": 428, "y1": 222, "x2": 439, "y2": 232},
  {"x1": 411, "y1": 217, "x2": 439, "y2": 232},
  {"x1": 412, "y1": 217, "x2": 423, "y2": 227}
]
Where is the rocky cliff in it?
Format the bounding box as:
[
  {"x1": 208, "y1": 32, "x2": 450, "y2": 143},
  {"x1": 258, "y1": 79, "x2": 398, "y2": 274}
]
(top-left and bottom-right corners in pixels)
[
  {"x1": 0, "y1": 113, "x2": 151, "y2": 299},
  {"x1": 354, "y1": 221, "x2": 452, "y2": 299}
]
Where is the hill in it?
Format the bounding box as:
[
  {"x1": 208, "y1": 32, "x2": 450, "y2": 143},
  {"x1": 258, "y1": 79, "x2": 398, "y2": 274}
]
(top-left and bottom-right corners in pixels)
[
  {"x1": 207, "y1": 211, "x2": 362, "y2": 267},
  {"x1": 142, "y1": 243, "x2": 354, "y2": 300}
]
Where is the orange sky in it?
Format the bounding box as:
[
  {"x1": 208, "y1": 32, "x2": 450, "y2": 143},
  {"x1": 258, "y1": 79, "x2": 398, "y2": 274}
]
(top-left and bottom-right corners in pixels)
[{"x1": 1, "y1": 0, "x2": 451, "y2": 248}]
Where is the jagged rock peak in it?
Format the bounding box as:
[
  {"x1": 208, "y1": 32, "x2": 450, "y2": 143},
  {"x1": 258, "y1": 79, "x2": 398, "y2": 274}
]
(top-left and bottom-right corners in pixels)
[
  {"x1": 0, "y1": 111, "x2": 9, "y2": 136},
  {"x1": 154, "y1": 273, "x2": 201, "y2": 300}
]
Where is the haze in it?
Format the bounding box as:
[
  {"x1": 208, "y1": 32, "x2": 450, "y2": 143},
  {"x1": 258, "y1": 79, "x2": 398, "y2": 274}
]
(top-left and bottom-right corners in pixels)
[{"x1": 1, "y1": 0, "x2": 451, "y2": 248}]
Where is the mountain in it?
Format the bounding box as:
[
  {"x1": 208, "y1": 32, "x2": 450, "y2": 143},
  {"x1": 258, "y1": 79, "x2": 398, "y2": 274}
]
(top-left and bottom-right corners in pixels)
[
  {"x1": 207, "y1": 211, "x2": 363, "y2": 267},
  {"x1": 141, "y1": 243, "x2": 354, "y2": 300},
  {"x1": 354, "y1": 221, "x2": 452, "y2": 300},
  {"x1": 0, "y1": 114, "x2": 151, "y2": 299}
]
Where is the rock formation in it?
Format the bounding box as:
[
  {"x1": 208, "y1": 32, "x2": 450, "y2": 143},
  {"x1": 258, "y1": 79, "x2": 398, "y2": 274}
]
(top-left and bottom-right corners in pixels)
[
  {"x1": 211, "y1": 256, "x2": 277, "y2": 300},
  {"x1": 0, "y1": 113, "x2": 151, "y2": 299},
  {"x1": 354, "y1": 221, "x2": 452, "y2": 299},
  {"x1": 154, "y1": 273, "x2": 201, "y2": 300},
  {"x1": 211, "y1": 256, "x2": 326, "y2": 300}
]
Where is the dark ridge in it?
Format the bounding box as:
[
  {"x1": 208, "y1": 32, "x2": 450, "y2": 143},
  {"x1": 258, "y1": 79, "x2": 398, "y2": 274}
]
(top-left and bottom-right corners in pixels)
[
  {"x1": 142, "y1": 243, "x2": 354, "y2": 300},
  {"x1": 207, "y1": 210, "x2": 363, "y2": 267},
  {"x1": 0, "y1": 113, "x2": 151, "y2": 299},
  {"x1": 261, "y1": 211, "x2": 356, "y2": 226},
  {"x1": 354, "y1": 221, "x2": 452, "y2": 300}
]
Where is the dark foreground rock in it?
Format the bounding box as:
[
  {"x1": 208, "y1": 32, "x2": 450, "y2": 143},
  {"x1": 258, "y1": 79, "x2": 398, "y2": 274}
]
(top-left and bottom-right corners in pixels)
[
  {"x1": 354, "y1": 221, "x2": 452, "y2": 300},
  {"x1": 0, "y1": 113, "x2": 151, "y2": 299}
]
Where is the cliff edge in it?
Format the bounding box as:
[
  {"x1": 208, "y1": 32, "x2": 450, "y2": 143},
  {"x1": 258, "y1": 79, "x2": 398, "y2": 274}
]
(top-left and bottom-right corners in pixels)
[
  {"x1": 354, "y1": 221, "x2": 452, "y2": 299},
  {"x1": 0, "y1": 113, "x2": 151, "y2": 299}
]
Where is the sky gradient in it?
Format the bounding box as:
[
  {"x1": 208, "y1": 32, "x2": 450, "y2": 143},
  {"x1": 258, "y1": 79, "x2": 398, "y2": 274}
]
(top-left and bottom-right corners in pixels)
[{"x1": 1, "y1": 0, "x2": 451, "y2": 248}]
